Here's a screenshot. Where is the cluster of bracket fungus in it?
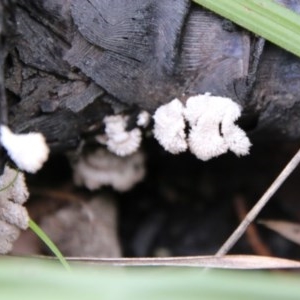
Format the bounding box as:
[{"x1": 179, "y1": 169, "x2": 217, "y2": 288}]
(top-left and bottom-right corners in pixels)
[{"x1": 153, "y1": 93, "x2": 251, "y2": 161}]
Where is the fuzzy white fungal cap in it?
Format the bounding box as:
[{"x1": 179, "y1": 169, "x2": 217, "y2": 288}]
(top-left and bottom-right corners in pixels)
[
  {"x1": 220, "y1": 102, "x2": 251, "y2": 156},
  {"x1": 0, "y1": 125, "x2": 49, "y2": 173},
  {"x1": 137, "y1": 111, "x2": 151, "y2": 128},
  {"x1": 153, "y1": 98, "x2": 188, "y2": 154},
  {"x1": 102, "y1": 115, "x2": 142, "y2": 157},
  {"x1": 72, "y1": 148, "x2": 145, "y2": 192},
  {"x1": 184, "y1": 93, "x2": 251, "y2": 160},
  {"x1": 188, "y1": 122, "x2": 229, "y2": 161}
]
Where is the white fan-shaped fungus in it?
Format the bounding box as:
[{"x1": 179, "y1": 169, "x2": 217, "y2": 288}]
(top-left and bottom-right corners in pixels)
[
  {"x1": 220, "y1": 103, "x2": 251, "y2": 156},
  {"x1": 187, "y1": 122, "x2": 229, "y2": 161},
  {"x1": 72, "y1": 148, "x2": 145, "y2": 192},
  {"x1": 0, "y1": 165, "x2": 30, "y2": 253},
  {"x1": 184, "y1": 93, "x2": 251, "y2": 160},
  {"x1": 0, "y1": 220, "x2": 20, "y2": 254},
  {"x1": 99, "y1": 115, "x2": 142, "y2": 157},
  {"x1": 0, "y1": 125, "x2": 49, "y2": 173},
  {"x1": 152, "y1": 93, "x2": 251, "y2": 160},
  {"x1": 0, "y1": 200, "x2": 29, "y2": 230},
  {"x1": 0, "y1": 165, "x2": 29, "y2": 204},
  {"x1": 153, "y1": 98, "x2": 187, "y2": 154}
]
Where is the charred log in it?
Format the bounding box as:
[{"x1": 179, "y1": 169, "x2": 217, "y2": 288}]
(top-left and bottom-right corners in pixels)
[{"x1": 3, "y1": 0, "x2": 300, "y2": 154}]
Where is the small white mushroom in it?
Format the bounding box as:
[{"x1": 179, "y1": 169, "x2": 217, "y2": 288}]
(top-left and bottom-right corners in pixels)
[
  {"x1": 153, "y1": 98, "x2": 188, "y2": 154},
  {"x1": 184, "y1": 93, "x2": 251, "y2": 160},
  {"x1": 0, "y1": 125, "x2": 49, "y2": 173},
  {"x1": 97, "y1": 115, "x2": 142, "y2": 157},
  {"x1": 72, "y1": 148, "x2": 145, "y2": 192}
]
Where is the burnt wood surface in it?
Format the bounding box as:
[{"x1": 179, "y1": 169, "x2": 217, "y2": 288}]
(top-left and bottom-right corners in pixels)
[{"x1": 3, "y1": 0, "x2": 300, "y2": 153}]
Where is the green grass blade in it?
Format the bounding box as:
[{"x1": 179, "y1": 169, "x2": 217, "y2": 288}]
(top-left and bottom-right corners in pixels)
[
  {"x1": 192, "y1": 0, "x2": 300, "y2": 58},
  {"x1": 28, "y1": 219, "x2": 71, "y2": 272},
  {"x1": 1, "y1": 258, "x2": 300, "y2": 300}
]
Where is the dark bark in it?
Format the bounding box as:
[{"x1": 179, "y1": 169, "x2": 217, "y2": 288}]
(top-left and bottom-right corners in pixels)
[{"x1": 3, "y1": 0, "x2": 300, "y2": 153}]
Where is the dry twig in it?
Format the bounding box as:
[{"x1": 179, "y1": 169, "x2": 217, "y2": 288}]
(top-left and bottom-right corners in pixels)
[
  {"x1": 215, "y1": 147, "x2": 300, "y2": 257},
  {"x1": 234, "y1": 195, "x2": 272, "y2": 256}
]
